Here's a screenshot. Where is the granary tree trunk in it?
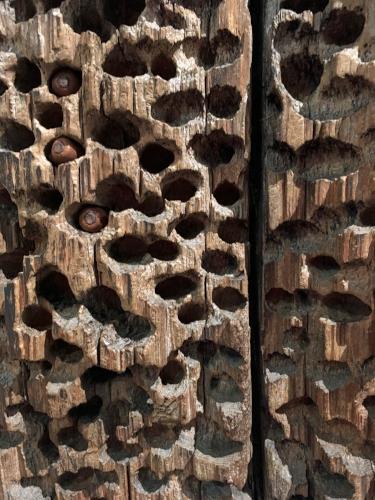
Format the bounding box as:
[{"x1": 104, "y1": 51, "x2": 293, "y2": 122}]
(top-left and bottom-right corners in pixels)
[{"x1": 0, "y1": 0, "x2": 373, "y2": 499}]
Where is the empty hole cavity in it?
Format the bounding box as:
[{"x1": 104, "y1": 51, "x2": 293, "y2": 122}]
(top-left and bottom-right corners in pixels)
[
  {"x1": 151, "y1": 53, "x2": 176, "y2": 80},
  {"x1": 103, "y1": 43, "x2": 147, "y2": 77},
  {"x1": 218, "y1": 218, "x2": 248, "y2": 243},
  {"x1": 159, "y1": 360, "x2": 184, "y2": 385},
  {"x1": 50, "y1": 339, "x2": 83, "y2": 363},
  {"x1": 15, "y1": 58, "x2": 41, "y2": 93},
  {"x1": 0, "y1": 119, "x2": 35, "y2": 151},
  {"x1": 175, "y1": 213, "x2": 207, "y2": 239},
  {"x1": 162, "y1": 171, "x2": 200, "y2": 202},
  {"x1": 103, "y1": 0, "x2": 145, "y2": 27},
  {"x1": 148, "y1": 240, "x2": 179, "y2": 261},
  {"x1": 207, "y1": 85, "x2": 241, "y2": 118},
  {"x1": 109, "y1": 235, "x2": 148, "y2": 263},
  {"x1": 58, "y1": 426, "x2": 88, "y2": 451},
  {"x1": 360, "y1": 206, "x2": 375, "y2": 226},
  {"x1": 280, "y1": 0, "x2": 328, "y2": 13},
  {"x1": 139, "y1": 142, "x2": 174, "y2": 174},
  {"x1": 156, "y1": 274, "x2": 197, "y2": 300},
  {"x1": 11, "y1": 0, "x2": 36, "y2": 22},
  {"x1": 36, "y1": 103, "x2": 63, "y2": 129},
  {"x1": 202, "y1": 250, "x2": 237, "y2": 275},
  {"x1": 30, "y1": 184, "x2": 63, "y2": 212},
  {"x1": 36, "y1": 269, "x2": 76, "y2": 311},
  {"x1": 22, "y1": 304, "x2": 52, "y2": 330},
  {"x1": 189, "y1": 130, "x2": 242, "y2": 167},
  {"x1": 96, "y1": 175, "x2": 137, "y2": 212},
  {"x1": 213, "y1": 181, "x2": 241, "y2": 206},
  {"x1": 323, "y1": 293, "x2": 372, "y2": 323},
  {"x1": 64, "y1": 2, "x2": 112, "y2": 42},
  {"x1": 151, "y1": 89, "x2": 204, "y2": 126},
  {"x1": 281, "y1": 53, "x2": 323, "y2": 100},
  {"x1": 213, "y1": 286, "x2": 246, "y2": 312},
  {"x1": 92, "y1": 113, "x2": 140, "y2": 150},
  {"x1": 322, "y1": 8, "x2": 365, "y2": 46},
  {"x1": 178, "y1": 302, "x2": 206, "y2": 324}
]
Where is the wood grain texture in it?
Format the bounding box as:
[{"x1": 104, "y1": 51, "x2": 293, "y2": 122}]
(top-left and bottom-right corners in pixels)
[
  {"x1": 0, "y1": 1, "x2": 252, "y2": 498},
  {"x1": 264, "y1": 1, "x2": 375, "y2": 498}
]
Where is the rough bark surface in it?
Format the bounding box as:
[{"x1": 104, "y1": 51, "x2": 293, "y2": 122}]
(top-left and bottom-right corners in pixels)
[
  {"x1": 0, "y1": 1, "x2": 251, "y2": 499},
  {"x1": 264, "y1": 1, "x2": 375, "y2": 499}
]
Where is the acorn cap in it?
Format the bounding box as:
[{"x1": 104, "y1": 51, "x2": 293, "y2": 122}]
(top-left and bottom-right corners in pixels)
[
  {"x1": 50, "y1": 137, "x2": 81, "y2": 165},
  {"x1": 51, "y1": 69, "x2": 81, "y2": 97},
  {"x1": 78, "y1": 206, "x2": 108, "y2": 233}
]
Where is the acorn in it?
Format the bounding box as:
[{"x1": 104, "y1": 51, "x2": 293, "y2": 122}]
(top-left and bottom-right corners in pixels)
[
  {"x1": 50, "y1": 137, "x2": 81, "y2": 165},
  {"x1": 78, "y1": 206, "x2": 108, "y2": 233},
  {"x1": 50, "y1": 69, "x2": 81, "y2": 97}
]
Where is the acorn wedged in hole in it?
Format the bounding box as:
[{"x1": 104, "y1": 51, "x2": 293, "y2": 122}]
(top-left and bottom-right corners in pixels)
[
  {"x1": 50, "y1": 137, "x2": 81, "y2": 165},
  {"x1": 50, "y1": 69, "x2": 81, "y2": 97},
  {"x1": 78, "y1": 206, "x2": 108, "y2": 233}
]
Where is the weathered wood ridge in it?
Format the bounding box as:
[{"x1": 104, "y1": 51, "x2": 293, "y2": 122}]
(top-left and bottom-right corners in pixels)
[
  {"x1": 0, "y1": 0, "x2": 252, "y2": 498},
  {"x1": 264, "y1": 1, "x2": 375, "y2": 498}
]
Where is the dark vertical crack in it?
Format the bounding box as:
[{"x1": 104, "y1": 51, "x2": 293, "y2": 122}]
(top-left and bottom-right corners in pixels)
[{"x1": 248, "y1": 0, "x2": 265, "y2": 499}]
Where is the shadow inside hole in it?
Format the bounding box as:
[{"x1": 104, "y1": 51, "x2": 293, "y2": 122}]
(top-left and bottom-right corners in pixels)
[
  {"x1": 322, "y1": 8, "x2": 365, "y2": 46},
  {"x1": 68, "y1": 396, "x2": 103, "y2": 421},
  {"x1": 57, "y1": 426, "x2": 88, "y2": 451},
  {"x1": 151, "y1": 53, "x2": 176, "y2": 80},
  {"x1": 162, "y1": 172, "x2": 200, "y2": 202},
  {"x1": 151, "y1": 89, "x2": 204, "y2": 126},
  {"x1": 137, "y1": 468, "x2": 167, "y2": 494},
  {"x1": 174, "y1": 213, "x2": 207, "y2": 239},
  {"x1": 64, "y1": 2, "x2": 113, "y2": 42},
  {"x1": 0, "y1": 81, "x2": 8, "y2": 96},
  {"x1": 38, "y1": 428, "x2": 59, "y2": 463},
  {"x1": 212, "y1": 286, "x2": 246, "y2": 312},
  {"x1": 210, "y1": 374, "x2": 244, "y2": 403},
  {"x1": 281, "y1": 53, "x2": 323, "y2": 100},
  {"x1": 159, "y1": 360, "x2": 184, "y2": 384},
  {"x1": 280, "y1": 0, "x2": 328, "y2": 13},
  {"x1": 36, "y1": 103, "x2": 63, "y2": 129},
  {"x1": 36, "y1": 268, "x2": 76, "y2": 312},
  {"x1": 96, "y1": 175, "x2": 137, "y2": 212},
  {"x1": 207, "y1": 85, "x2": 241, "y2": 118},
  {"x1": 0, "y1": 246, "x2": 34, "y2": 279},
  {"x1": 139, "y1": 142, "x2": 174, "y2": 174},
  {"x1": 57, "y1": 468, "x2": 119, "y2": 492},
  {"x1": 218, "y1": 218, "x2": 248, "y2": 243},
  {"x1": 14, "y1": 58, "x2": 41, "y2": 93},
  {"x1": 178, "y1": 302, "x2": 206, "y2": 324},
  {"x1": 189, "y1": 130, "x2": 242, "y2": 167},
  {"x1": 103, "y1": 43, "x2": 147, "y2": 77},
  {"x1": 30, "y1": 184, "x2": 63, "y2": 212},
  {"x1": 22, "y1": 304, "x2": 52, "y2": 330},
  {"x1": 360, "y1": 206, "x2": 375, "y2": 226},
  {"x1": 202, "y1": 250, "x2": 237, "y2": 275},
  {"x1": 213, "y1": 181, "x2": 241, "y2": 206},
  {"x1": 103, "y1": 0, "x2": 145, "y2": 27},
  {"x1": 84, "y1": 286, "x2": 152, "y2": 341},
  {"x1": 50, "y1": 339, "x2": 83, "y2": 363},
  {"x1": 148, "y1": 240, "x2": 179, "y2": 261},
  {"x1": 91, "y1": 114, "x2": 140, "y2": 150},
  {"x1": 0, "y1": 119, "x2": 35, "y2": 151},
  {"x1": 138, "y1": 194, "x2": 165, "y2": 217},
  {"x1": 108, "y1": 235, "x2": 149, "y2": 264},
  {"x1": 11, "y1": 0, "x2": 36, "y2": 22},
  {"x1": 155, "y1": 274, "x2": 197, "y2": 300}
]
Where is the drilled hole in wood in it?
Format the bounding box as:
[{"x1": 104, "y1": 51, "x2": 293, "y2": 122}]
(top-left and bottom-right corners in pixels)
[
  {"x1": 360, "y1": 206, "x2": 375, "y2": 226},
  {"x1": 58, "y1": 426, "x2": 88, "y2": 451},
  {"x1": 65, "y1": 4, "x2": 112, "y2": 42},
  {"x1": 281, "y1": 53, "x2": 323, "y2": 100},
  {"x1": 11, "y1": 0, "x2": 36, "y2": 22},
  {"x1": 104, "y1": 0, "x2": 145, "y2": 27},
  {"x1": 0, "y1": 119, "x2": 35, "y2": 151},
  {"x1": 151, "y1": 53, "x2": 176, "y2": 80},
  {"x1": 139, "y1": 143, "x2": 174, "y2": 173},
  {"x1": 109, "y1": 235, "x2": 148, "y2": 263},
  {"x1": 280, "y1": 0, "x2": 328, "y2": 13},
  {"x1": 151, "y1": 89, "x2": 204, "y2": 126},
  {"x1": 159, "y1": 360, "x2": 184, "y2": 385},
  {"x1": 36, "y1": 269, "x2": 76, "y2": 311},
  {"x1": 190, "y1": 130, "x2": 242, "y2": 167},
  {"x1": 0, "y1": 250, "x2": 29, "y2": 279},
  {"x1": 49, "y1": 68, "x2": 82, "y2": 97},
  {"x1": 103, "y1": 43, "x2": 147, "y2": 77},
  {"x1": 38, "y1": 428, "x2": 59, "y2": 463},
  {"x1": 162, "y1": 172, "x2": 199, "y2": 202},
  {"x1": 213, "y1": 286, "x2": 246, "y2": 312},
  {"x1": 175, "y1": 213, "x2": 207, "y2": 239},
  {"x1": 22, "y1": 304, "x2": 52, "y2": 330},
  {"x1": 308, "y1": 255, "x2": 340, "y2": 272},
  {"x1": 322, "y1": 8, "x2": 365, "y2": 46},
  {"x1": 92, "y1": 114, "x2": 140, "y2": 150},
  {"x1": 195, "y1": 420, "x2": 243, "y2": 458},
  {"x1": 323, "y1": 292, "x2": 372, "y2": 323},
  {"x1": 155, "y1": 274, "x2": 197, "y2": 300},
  {"x1": 138, "y1": 194, "x2": 165, "y2": 217},
  {"x1": 178, "y1": 302, "x2": 206, "y2": 324},
  {"x1": 45, "y1": 137, "x2": 84, "y2": 165},
  {"x1": 208, "y1": 85, "x2": 241, "y2": 118},
  {"x1": 0, "y1": 81, "x2": 7, "y2": 96},
  {"x1": 31, "y1": 184, "x2": 63, "y2": 213},
  {"x1": 68, "y1": 396, "x2": 103, "y2": 421},
  {"x1": 50, "y1": 339, "x2": 83, "y2": 363},
  {"x1": 14, "y1": 57, "x2": 41, "y2": 93},
  {"x1": 218, "y1": 218, "x2": 248, "y2": 243},
  {"x1": 137, "y1": 468, "x2": 167, "y2": 494},
  {"x1": 202, "y1": 250, "x2": 237, "y2": 275},
  {"x1": 210, "y1": 374, "x2": 243, "y2": 403},
  {"x1": 36, "y1": 103, "x2": 63, "y2": 129},
  {"x1": 107, "y1": 437, "x2": 142, "y2": 461},
  {"x1": 148, "y1": 240, "x2": 179, "y2": 261},
  {"x1": 57, "y1": 468, "x2": 119, "y2": 492},
  {"x1": 81, "y1": 366, "x2": 118, "y2": 387},
  {"x1": 96, "y1": 175, "x2": 137, "y2": 212},
  {"x1": 213, "y1": 181, "x2": 241, "y2": 206},
  {"x1": 198, "y1": 29, "x2": 242, "y2": 68},
  {"x1": 85, "y1": 286, "x2": 152, "y2": 341}
]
